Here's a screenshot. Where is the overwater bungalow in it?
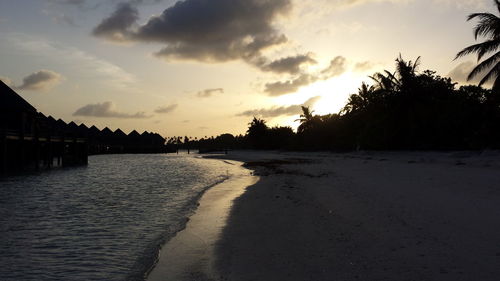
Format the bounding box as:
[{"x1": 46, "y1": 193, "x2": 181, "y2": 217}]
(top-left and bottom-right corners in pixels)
[
  {"x1": 1, "y1": 80, "x2": 170, "y2": 174},
  {"x1": 0, "y1": 81, "x2": 88, "y2": 173}
]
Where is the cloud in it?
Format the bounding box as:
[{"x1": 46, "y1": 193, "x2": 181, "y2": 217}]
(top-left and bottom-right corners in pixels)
[
  {"x1": 0, "y1": 76, "x2": 13, "y2": 87},
  {"x1": 259, "y1": 53, "x2": 317, "y2": 74},
  {"x1": 52, "y1": 13, "x2": 77, "y2": 26},
  {"x1": 47, "y1": 0, "x2": 86, "y2": 5},
  {"x1": 155, "y1": 104, "x2": 178, "y2": 114},
  {"x1": 92, "y1": 2, "x2": 139, "y2": 42},
  {"x1": 354, "y1": 61, "x2": 376, "y2": 72},
  {"x1": 42, "y1": 9, "x2": 78, "y2": 26},
  {"x1": 6, "y1": 34, "x2": 137, "y2": 90},
  {"x1": 448, "y1": 61, "x2": 494, "y2": 86},
  {"x1": 237, "y1": 96, "x2": 320, "y2": 118},
  {"x1": 264, "y1": 56, "x2": 347, "y2": 96},
  {"x1": 93, "y1": 0, "x2": 291, "y2": 63},
  {"x1": 321, "y1": 56, "x2": 347, "y2": 78},
  {"x1": 73, "y1": 101, "x2": 151, "y2": 118},
  {"x1": 431, "y1": 0, "x2": 488, "y2": 10},
  {"x1": 197, "y1": 88, "x2": 224, "y2": 98},
  {"x1": 264, "y1": 74, "x2": 317, "y2": 96},
  {"x1": 15, "y1": 70, "x2": 62, "y2": 91},
  {"x1": 301, "y1": 0, "x2": 411, "y2": 10}
]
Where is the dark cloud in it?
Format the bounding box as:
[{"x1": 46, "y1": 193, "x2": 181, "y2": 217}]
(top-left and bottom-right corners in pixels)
[
  {"x1": 259, "y1": 53, "x2": 317, "y2": 74},
  {"x1": 321, "y1": 56, "x2": 347, "y2": 77},
  {"x1": 237, "y1": 96, "x2": 320, "y2": 118},
  {"x1": 73, "y1": 101, "x2": 151, "y2": 118},
  {"x1": 197, "y1": 88, "x2": 224, "y2": 98},
  {"x1": 264, "y1": 56, "x2": 347, "y2": 96},
  {"x1": 16, "y1": 70, "x2": 62, "y2": 91},
  {"x1": 264, "y1": 74, "x2": 316, "y2": 96},
  {"x1": 92, "y1": 2, "x2": 139, "y2": 42},
  {"x1": 93, "y1": 0, "x2": 291, "y2": 62},
  {"x1": 154, "y1": 104, "x2": 178, "y2": 114}
]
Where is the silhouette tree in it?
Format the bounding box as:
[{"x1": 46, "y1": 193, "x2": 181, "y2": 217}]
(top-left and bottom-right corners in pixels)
[
  {"x1": 456, "y1": 0, "x2": 500, "y2": 91},
  {"x1": 246, "y1": 117, "x2": 269, "y2": 148},
  {"x1": 296, "y1": 106, "x2": 322, "y2": 134}
]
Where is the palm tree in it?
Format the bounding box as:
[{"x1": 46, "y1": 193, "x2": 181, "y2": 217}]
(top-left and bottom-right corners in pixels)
[
  {"x1": 296, "y1": 106, "x2": 322, "y2": 133},
  {"x1": 342, "y1": 82, "x2": 375, "y2": 114},
  {"x1": 370, "y1": 55, "x2": 420, "y2": 93},
  {"x1": 456, "y1": 0, "x2": 500, "y2": 91}
]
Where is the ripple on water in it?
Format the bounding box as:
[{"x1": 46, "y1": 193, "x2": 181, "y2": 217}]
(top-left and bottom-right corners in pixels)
[{"x1": 0, "y1": 154, "x2": 236, "y2": 281}]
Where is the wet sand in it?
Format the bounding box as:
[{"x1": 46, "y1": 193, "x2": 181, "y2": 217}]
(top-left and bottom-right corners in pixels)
[
  {"x1": 146, "y1": 159, "x2": 257, "y2": 281},
  {"x1": 148, "y1": 151, "x2": 500, "y2": 281}
]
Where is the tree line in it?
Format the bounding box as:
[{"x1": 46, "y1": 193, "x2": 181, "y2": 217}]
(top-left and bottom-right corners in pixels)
[
  {"x1": 173, "y1": 2, "x2": 500, "y2": 152},
  {"x1": 176, "y1": 55, "x2": 499, "y2": 152}
]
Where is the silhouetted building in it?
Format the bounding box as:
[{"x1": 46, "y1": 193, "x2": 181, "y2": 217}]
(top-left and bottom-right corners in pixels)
[
  {"x1": 0, "y1": 81, "x2": 88, "y2": 173},
  {"x1": 1, "y1": 80, "x2": 169, "y2": 174}
]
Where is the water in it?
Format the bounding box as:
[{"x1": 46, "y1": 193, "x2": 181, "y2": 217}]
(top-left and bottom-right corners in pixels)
[{"x1": 0, "y1": 153, "x2": 239, "y2": 281}]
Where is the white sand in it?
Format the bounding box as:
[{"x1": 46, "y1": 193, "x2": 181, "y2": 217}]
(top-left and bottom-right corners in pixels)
[
  {"x1": 210, "y1": 150, "x2": 500, "y2": 281},
  {"x1": 147, "y1": 150, "x2": 500, "y2": 281},
  {"x1": 146, "y1": 159, "x2": 257, "y2": 281}
]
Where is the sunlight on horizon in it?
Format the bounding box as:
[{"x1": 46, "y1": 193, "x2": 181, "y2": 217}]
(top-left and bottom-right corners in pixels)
[
  {"x1": 275, "y1": 72, "x2": 366, "y2": 113},
  {"x1": 273, "y1": 72, "x2": 367, "y2": 131}
]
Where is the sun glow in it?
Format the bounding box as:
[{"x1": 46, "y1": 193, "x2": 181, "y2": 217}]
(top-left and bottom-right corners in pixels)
[{"x1": 273, "y1": 72, "x2": 367, "y2": 130}]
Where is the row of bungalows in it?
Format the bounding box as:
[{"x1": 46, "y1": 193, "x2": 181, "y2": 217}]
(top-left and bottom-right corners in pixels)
[
  {"x1": 84, "y1": 126, "x2": 167, "y2": 154},
  {"x1": 1, "y1": 80, "x2": 168, "y2": 174},
  {"x1": 1, "y1": 81, "x2": 88, "y2": 173}
]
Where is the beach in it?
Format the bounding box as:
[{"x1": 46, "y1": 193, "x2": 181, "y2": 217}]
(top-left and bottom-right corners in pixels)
[{"x1": 149, "y1": 151, "x2": 500, "y2": 281}]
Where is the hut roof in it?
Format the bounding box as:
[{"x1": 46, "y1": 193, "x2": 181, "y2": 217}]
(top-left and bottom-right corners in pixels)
[
  {"x1": 88, "y1": 125, "x2": 100, "y2": 137},
  {"x1": 101, "y1": 127, "x2": 113, "y2": 136},
  {"x1": 0, "y1": 80, "x2": 36, "y2": 112},
  {"x1": 56, "y1": 119, "x2": 67, "y2": 127},
  {"x1": 68, "y1": 121, "x2": 79, "y2": 129},
  {"x1": 47, "y1": 116, "x2": 57, "y2": 123},
  {"x1": 128, "y1": 130, "x2": 141, "y2": 138},
  {"x1": 114, "y1": 128, "x2": 127, "y2": 137}
]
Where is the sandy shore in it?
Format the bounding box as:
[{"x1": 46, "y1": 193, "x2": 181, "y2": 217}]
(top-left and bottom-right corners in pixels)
[
  {"x1": 209, "y1": 150, "x2": 500, "y2": 281},
  {"x1": 146, "y1": 159, "x2": 257, "y2": 281},
  {"x1": 148, "y1": 150, "x2": 500, "y2": 281}
]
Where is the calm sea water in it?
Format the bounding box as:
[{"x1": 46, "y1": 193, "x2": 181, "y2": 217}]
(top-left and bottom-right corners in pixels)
[{"x1": 0, "y1": 153, "x2": 239, "y2": 281}]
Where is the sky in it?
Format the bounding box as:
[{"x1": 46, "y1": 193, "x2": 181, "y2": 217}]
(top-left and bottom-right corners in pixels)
[{"x1": 0, "y1": 0, "x2": 496, "y2": 138}]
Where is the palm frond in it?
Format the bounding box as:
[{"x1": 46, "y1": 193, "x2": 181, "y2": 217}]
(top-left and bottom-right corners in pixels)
[
  {"x1": 493, "y1": 76, "x2": 500, "y2": 92},
  {"x1": 413, "y1": 56, "x2": 421, "y2": 70},
  {"x1": 468, "y1": 51, "x2": 500, "y2": 81},
  {"x1": 477, "y1": 39, "x2": 500, "y2": 60},
  {"x1": 384, "y1": 70, "x2": 398, "y2": 82},
  {"x1": 467, "y1": 13, "x2": 500, "y2": 40},
  {"x1": 478, "y1": 61, "x2": 500, "y2": 86},
  {"x1": 456, "y1": 41, "x2": 497, "y2": 59}
]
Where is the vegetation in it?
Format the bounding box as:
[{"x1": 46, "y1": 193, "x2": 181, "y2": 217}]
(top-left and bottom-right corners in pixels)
[
  {"x1": 174, "y1": 3, "x2": 500, "y2": 152},
  {"x1": 174, "y1": 55, "x2": 500, "y2": 152},
  {"x1": 456, "y1": 0, "x2": 500, "y2": 91}
]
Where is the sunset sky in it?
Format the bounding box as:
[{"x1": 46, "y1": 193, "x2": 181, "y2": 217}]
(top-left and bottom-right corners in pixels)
[{"x1": 0, "y1": 0, "x2": 494, "y2": 137}]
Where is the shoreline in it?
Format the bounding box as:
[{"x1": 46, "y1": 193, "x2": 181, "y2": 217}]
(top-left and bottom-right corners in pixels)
[
  {"x1": 211, "y1": 150, "x2": 500, "y2": 281},
  {"x1": 146, "y1": 150, "x2": 500, "y2": 280},
  {"x1": 146, "y1": 158, "x2": 258, "y2": 281}
]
